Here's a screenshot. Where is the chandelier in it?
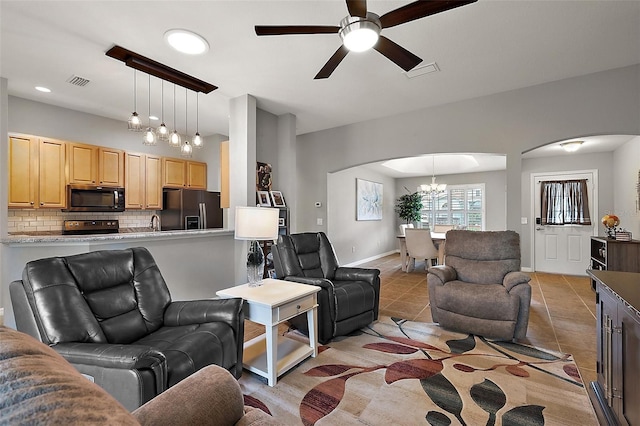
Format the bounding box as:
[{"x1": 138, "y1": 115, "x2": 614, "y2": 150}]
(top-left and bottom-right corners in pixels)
[{"x1": 420, "y1": 155, "x2": 446, "y2": 197}]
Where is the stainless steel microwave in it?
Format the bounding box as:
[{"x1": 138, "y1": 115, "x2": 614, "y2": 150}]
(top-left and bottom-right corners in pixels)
[{"x1": 64, "y1": 185, "x2": 125, "y2": 212}]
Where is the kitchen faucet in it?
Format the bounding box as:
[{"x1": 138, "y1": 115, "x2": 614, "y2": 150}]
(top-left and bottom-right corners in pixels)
[{"x1": 150, "y1": 214, "x2": 160, "y2": 232}]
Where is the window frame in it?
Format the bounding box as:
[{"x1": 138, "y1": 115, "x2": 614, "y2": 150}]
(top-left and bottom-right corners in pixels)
[{"x1": 418, "y1": 183, "x2": 486, "y2": 231}]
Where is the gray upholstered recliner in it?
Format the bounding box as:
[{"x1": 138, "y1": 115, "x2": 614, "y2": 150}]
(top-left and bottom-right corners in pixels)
[
  {"x1": 427, "y1": 230, "x2": 531, "y2": 340},
  {"x1": 9, "y1": 247, "x2": 244, "y2": 411}
]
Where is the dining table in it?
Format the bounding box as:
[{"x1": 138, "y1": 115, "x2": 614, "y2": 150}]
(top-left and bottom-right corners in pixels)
[{"x1": 397, "y1": 232, "x2": 446, "y2": 272}]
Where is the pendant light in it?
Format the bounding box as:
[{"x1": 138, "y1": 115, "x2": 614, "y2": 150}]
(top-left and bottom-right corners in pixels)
[
  {"x1": 127, "y1": 69, "x2": 142, "y2": 131},
  {"x1": 143, "y1": 74, "x2": 157, "y2": 146},
  {"x1": 181, "y1": 88, "x2": 193, "y2": 158},
  {"x1": 156, "y1": 80, "x2": 169, "y2": 141},
  {"x1": 169, "y1": 83, "x2": 181, "y2": 148},
  {"x1": 192, "y1": 92, "x2": 203, "y2": 148}
]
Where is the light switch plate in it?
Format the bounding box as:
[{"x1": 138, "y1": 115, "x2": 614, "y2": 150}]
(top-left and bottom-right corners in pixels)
[
  {"x1": 521, "y1": 217, "x2": 528, "y2": 224},
  {"x1": 317, "y1": 218, "x2": 323, "y2": 226}
]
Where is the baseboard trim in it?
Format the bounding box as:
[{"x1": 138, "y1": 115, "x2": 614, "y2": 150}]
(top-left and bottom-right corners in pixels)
[
  {"x1": 344, "y1": 250, "x2": 398, "y2": 267},
  {"x1": 521, "y1": 267, "x2": 533, "y2": 272}
]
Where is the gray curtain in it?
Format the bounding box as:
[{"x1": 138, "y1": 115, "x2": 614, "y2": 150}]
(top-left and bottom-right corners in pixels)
[{"x1": 541, "y1": 179, "x2": 591, "y2": 225}]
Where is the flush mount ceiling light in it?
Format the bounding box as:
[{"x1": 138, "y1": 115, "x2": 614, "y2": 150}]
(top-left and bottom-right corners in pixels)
[
  {"x1": 35, "y1": 86, "x2": 51, "y2": 93},
  {"x1": 560, "y1": 141, "x2": 584, "y2": 152},
  {"x1": 164, "y1": 29, "x2": 209, "y2": 55},
  {"x1": 339, "y1": 13, "x2": 381, "y2": 52}
]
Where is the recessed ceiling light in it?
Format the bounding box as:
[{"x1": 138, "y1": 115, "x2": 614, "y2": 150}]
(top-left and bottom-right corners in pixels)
[
  {"x1": 35, "y1": 86, "x2": 51, "y2": 93},
  {"x1": 149, "y1": 115, "x2": 159, "y2": 121},
  {"x1": 164, "y1": 29, "x2": 209, "y2": 55}
]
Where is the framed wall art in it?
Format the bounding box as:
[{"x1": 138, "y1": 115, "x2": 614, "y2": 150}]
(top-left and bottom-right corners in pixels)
[
  {"x1": 256, "y1": 162, "x2": 272, "y2": 191},
  {"x1": 356, "y1": 178, "x2": 383, "y2": 221},
  {"x1": 270, "y1": 190, "x2": 286, "y2": 207},
  {"x1": 257, "y1": 191, "x2": 271, "y2": 206}
]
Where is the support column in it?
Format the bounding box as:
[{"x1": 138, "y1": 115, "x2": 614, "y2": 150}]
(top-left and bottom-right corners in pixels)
[
  {"x1": 276, "y1": 113, "x2": 297, "y2": 232},
  {"x1": 228, "y1": 94, "x2": 257, "y2": 284}
]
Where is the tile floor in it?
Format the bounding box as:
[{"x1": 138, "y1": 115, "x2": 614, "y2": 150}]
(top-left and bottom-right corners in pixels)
[{"x1": 245, "y1": 253, "x2": 597, "y2": 385}]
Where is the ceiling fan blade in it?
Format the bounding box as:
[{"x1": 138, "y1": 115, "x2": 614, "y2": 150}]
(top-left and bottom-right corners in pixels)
[
  {"x1": 346, "y1": 0, "x2": 367, "y2": 18},
  {"x1": 380, "y1": 0, "x2": 477, "y2": 29},
  {"x1": 255, "y1": 25, "x2": 340, "y2": 36},
  {"x1": 314, "y1": 45, "x2": 350, "y2": 79},
  {"x1": 373, "y1": 35, "x2": 423, "y2": 72}
]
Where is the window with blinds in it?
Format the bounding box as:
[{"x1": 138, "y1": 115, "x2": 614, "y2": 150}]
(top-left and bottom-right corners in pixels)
[{"x1": 419, "y1": 184, "x2": 485, "y2": 230}]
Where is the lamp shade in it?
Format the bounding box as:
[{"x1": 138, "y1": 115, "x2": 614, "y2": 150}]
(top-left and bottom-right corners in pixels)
[{"x1": 234, "y1": 206, "x2": 279, "y2": 240}]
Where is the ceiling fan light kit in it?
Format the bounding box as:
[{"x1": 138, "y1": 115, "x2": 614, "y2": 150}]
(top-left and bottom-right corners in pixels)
[{"x1": 339, "y1": 13, "x2": 381, "y2": 52}]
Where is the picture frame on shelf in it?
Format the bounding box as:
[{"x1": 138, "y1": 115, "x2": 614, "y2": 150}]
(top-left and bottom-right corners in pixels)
[
  {"x1": 278, "y1": 218, "x2": 285, "y2": 227},
  {"x1": 270, "y1": 190, "x2": 286, "y2": 207},
  {"x1": 267, "y1": 269, "x2": 277, "y2": 279},
  {"x1": 257, "y1": 191, "x2": 271, "y2": 206}
]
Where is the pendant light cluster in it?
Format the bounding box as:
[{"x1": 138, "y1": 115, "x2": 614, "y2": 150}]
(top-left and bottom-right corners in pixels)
[
  {"x1": 128, "y1": 69, "x2": 202, "y2": 155},
  {"x1": 108, "y1": 45, "x2": 217, "y2": 156}
]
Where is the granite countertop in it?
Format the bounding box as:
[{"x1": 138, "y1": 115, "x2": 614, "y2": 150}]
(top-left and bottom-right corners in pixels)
[{"x1": 2, "y1": 228, "x2": 234, "y2": 244}]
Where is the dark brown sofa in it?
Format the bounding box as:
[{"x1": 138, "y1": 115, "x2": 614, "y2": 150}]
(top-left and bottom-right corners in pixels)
[{"x1": 0, "y1": 326, "x2": 277, "y2": 425}]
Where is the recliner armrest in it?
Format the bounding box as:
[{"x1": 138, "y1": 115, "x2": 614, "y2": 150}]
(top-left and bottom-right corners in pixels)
[
  {"x1": 334, "y1": 267, "x2": 380, "y2": 284},
  {"x1": 503, "y1": 271, "x2": 531, "y2": 291},
  {"x1": 54, "y1": 342, "x2": 166, "y2": 371},
  {"x1": 284, "y1": 276, "x2": 334, "y2": 290},
  {"x1": 427, "y1": 265, "x2": 457, "y2": 283},
  {"x1": 163, "y1": 298, "x2": 244, "y2": 327}
]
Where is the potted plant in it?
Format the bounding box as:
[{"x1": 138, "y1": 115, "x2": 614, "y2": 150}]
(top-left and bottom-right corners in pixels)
[{"x1": 394, "y1": 188, "x2": 423, "y2": 225}]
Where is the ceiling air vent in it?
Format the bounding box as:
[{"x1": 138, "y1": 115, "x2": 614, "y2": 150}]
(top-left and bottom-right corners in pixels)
[
  {"x1": 66, "y1": 75, "x2": 90, "y2": 87},
  {"x1": 405, "y1": 62, "x2": 440, "y2": 79}
]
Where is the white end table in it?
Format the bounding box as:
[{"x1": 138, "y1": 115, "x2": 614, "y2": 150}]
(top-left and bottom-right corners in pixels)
[{"x1": 216, "y1": 278, "x2": 320, "y2": 386}]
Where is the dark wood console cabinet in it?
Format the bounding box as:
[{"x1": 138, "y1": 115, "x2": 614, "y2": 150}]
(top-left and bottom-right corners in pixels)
[
  {"x1": 588, "y1": 270, "x2": 640, "y2": 426},
  {"x1": 590, "y1": 237, "x2": 640, "y2": 290}
]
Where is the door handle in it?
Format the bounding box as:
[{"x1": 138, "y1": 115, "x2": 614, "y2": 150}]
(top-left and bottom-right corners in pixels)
[{"x1": 536, "y1": 227, "x2": 544, "y2": 231}]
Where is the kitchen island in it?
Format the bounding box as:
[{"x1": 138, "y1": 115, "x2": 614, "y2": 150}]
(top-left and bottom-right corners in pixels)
[{"x1": 1, "y1": 228, "x2": 242, "y2": 329}]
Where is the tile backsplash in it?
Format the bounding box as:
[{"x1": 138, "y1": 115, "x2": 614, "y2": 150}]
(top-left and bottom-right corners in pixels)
[{"x1": 7, "y1": 209, "x2": 158, "y2": 233}]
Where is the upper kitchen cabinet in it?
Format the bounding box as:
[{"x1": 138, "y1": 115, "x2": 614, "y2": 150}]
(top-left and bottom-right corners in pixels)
[
  {"x1": 8, "y1": 134, "x2": 66, "y2": 209},
  {"x1": 125, "y1": 152, "x2": 162, "y2": 210},
  {"x1": 162, "y1": 158, "x2": 207, "y2": 189},
  {"x1": 67, "y1": 142, "x2": 124, "y2": 187}
]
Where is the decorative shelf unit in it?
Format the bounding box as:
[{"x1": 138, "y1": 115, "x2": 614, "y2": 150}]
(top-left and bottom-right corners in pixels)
[
  {"x1": 262, "y1": 207, "x2": 289, "y2": 279},
  {"x1": 590, "y1": 237, "x2": 640, "y2": 290}
]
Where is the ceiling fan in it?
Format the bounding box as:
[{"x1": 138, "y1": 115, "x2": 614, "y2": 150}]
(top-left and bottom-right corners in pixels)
[{"x1": 255, "y1": 0, "x2": 477, "y2": 79}]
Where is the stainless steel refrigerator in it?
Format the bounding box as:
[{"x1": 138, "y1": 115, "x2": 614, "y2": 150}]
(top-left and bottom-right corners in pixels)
[{"x1": 161, "y1": 189, "x2": 223, "y2": 230}]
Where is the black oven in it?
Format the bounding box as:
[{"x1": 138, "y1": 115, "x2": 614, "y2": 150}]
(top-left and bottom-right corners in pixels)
[{"x1": 64, "y1": 185, "x2": 125, "y2": 212}]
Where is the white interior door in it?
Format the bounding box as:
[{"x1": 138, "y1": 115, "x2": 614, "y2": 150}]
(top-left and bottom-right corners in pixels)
[{"x1": 532, "y1": 171, "x2": 597, "y2": 276}]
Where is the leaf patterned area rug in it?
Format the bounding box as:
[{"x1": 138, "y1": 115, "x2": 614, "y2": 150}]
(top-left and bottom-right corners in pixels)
[{"x1": 239, "y1": 317, "x2": 597, "y2": 425}]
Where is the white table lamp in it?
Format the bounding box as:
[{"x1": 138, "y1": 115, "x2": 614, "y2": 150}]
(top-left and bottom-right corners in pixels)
[{"x1": 235, "y1": 206, "x2": 280, "y2": 287}]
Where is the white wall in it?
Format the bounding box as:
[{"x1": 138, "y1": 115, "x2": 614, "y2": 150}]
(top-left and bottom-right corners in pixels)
[
  {"x1": 327, "y1": 167, "x2": 397, "y2": 264},
  {"x1": 613, "y1": 136, "x2": 640, "y2": 237},
  {"x1": 396, "y1": 170, "x2": 507, "y2": 231},
  {"x1": 297, "y1": 65, "x2": 640, "y2": 268}
]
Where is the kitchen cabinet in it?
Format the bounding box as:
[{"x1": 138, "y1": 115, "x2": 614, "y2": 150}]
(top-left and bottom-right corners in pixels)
[
  {"x1": 125, "y1": 152, "x2": 162, "y2": 210},
  {"x1": 590, "y1": 237, "x2": 640, "y2": 289},
  {"x1": 68, "y1": 142, "x2": 124, "y2": 186},
  {"x1": 8, "y1": 134, "x2": 66, "y2": 209},
  {"x1": 162, "y1": 158, "x2": 207, "y2": 189},
  {"x1": 588, "y1": 270, "x2": 640, "y2": 426}
]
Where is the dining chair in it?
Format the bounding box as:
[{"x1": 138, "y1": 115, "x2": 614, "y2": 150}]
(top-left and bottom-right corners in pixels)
[
  {"x1": 433, "y1": 224, "x2": 455, "y2": 233},
  {"x1": 404, "y1": 228, "x2": 439, "y2": 272}
]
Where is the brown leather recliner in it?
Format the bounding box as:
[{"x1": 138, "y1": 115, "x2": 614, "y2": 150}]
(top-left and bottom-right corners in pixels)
[
  {"x1": 9, "y1": 247, "x2": 244, "y2": 411},
  {"x1": 427, "y1": 230, "x2": 531, "y2": 341},
  {"x1": 272, "y1": 232, "x2": 380, "y2": 344}
]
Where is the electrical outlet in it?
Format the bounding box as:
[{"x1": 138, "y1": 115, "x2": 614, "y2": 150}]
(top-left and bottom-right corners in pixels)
[{"x1": 317, "y1": 218, "x2": 323, "y2": 226}]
